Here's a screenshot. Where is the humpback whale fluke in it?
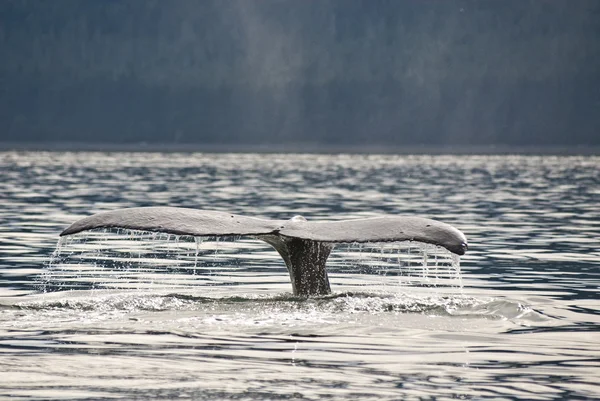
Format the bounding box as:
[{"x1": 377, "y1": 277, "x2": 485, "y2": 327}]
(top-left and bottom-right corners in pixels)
[{"x1": 60, "y1": 207, "x2": 468, "y2": 296}]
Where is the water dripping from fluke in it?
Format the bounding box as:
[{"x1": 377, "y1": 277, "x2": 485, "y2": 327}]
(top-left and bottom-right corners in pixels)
[
  {"x1": 41, "y1": 227, "x2": 464, "y2": 297},
  {"x1": 56, "y1": 208, "x2": 469, "y2": 296}
]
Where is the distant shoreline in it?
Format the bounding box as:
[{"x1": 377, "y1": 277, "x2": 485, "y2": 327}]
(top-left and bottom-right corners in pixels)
[{"x1": 1, "y1": 142, "x2": 598, "y2": 155}]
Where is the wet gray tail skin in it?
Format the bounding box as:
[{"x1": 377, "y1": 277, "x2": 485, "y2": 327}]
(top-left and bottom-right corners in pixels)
[{"x1": 260, "y1": 235, "x2": 332, "y2": 296}]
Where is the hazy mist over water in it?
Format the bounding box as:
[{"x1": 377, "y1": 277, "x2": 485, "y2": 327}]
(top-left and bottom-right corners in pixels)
[
  {"x1": 1, "y1": 0, "x2": 599, "y2": 148},
  {"x1": 0, "y1": 152, "x2": 599, "y2": 400}
]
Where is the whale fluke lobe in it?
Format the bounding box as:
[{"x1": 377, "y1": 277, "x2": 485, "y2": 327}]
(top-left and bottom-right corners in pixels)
[
  {"x1": 60, "y1": 207, "x2": 468, "y2": 296},
  {"x1": 60, "y1": 207, "x2": 283, "y2": 237},
  {"x1": 278, "y1": 216, "x2": 468, "y2": 256}
]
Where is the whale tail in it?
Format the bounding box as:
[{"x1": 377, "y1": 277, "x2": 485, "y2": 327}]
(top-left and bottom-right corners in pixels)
[{"x1": 60, "y1": 207, "x2": 468, "y2": 296}]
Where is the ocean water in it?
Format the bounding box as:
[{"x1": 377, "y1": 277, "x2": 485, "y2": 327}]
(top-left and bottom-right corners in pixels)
[{"x1": 0, "y1": 152, "x2": 598, "y2": 400}]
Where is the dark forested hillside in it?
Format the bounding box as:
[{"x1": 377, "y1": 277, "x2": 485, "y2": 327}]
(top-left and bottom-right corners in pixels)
[{"x1": 1, "y1": 0, "x2": 599, "y2": 147}]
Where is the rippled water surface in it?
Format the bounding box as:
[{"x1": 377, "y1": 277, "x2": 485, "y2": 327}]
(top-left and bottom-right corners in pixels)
[{"x1": 0, "y1": 152, "x2": 599, "y2": 400}]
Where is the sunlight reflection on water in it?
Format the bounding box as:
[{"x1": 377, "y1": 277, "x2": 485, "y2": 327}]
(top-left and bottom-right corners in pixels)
[{"x1": 0, "y1": 152, "x2": 599, "y2": 400}]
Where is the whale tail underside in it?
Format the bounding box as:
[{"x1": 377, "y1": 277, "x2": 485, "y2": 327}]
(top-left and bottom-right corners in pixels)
[{"x1": 59, "y1": 206, "x2": 468, "y2": 296}]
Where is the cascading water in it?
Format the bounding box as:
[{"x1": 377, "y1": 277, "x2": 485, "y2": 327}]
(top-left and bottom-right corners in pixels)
[
  {"x1": 40, "y1": 229, "x2": 464, "y2": 294},
  {"x1": 326, "y1": 241, "x2": 463, "y2": 293}
]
